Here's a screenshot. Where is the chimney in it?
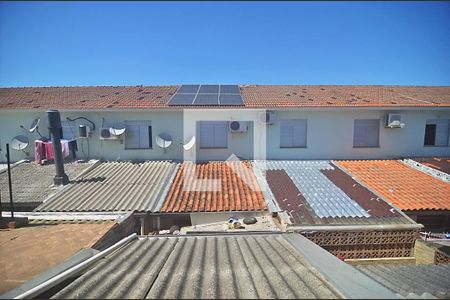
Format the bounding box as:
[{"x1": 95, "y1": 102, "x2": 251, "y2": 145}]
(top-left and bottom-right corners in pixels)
[{"x1": 47, "y1": 110, "x2": 69, "y2": 185}]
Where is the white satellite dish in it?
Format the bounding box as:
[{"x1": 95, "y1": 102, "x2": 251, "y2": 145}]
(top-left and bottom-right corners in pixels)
[
  {"x1": 183, "y1": 136, "x2": 196, "y2": 150},
  {"x1": 110, "y1": 122, "x2": 126, "y2": 136},
  {"x1": 29, "y1": 118, "x2": 40, "y2": 132},
  {"x1": 10, "y1": 135, "x2": 29, "y2": 151},
  {"x1": 156, "y1": 133, "x2": 173, "y2": 150}
]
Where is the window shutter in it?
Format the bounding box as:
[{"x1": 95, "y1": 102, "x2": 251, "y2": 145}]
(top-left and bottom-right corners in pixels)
[
  {"x1": 200, "y1": 121, "x2": 228, "y2": 148},
  {"x1": 354, "y1": 119, "x2": 380, "y2": 147},
  {"x1": 213, "y1": 122, "x2": 228, "y2": 148},
  {"x1": 280, "y1": 119, "x2": 307, "y2": 148},
  {"x1": 125, "y1": 121, "x2": 140, "y2": 149},
  {"x1": 292, "y1": 119, "x2": 307, "y2": 147},
  {"x1": 138, "y1": 125, "x2": 149, "y2": 148},
  {"x1": 200, "y1": 122, "x2": 214, "y2": 148}
]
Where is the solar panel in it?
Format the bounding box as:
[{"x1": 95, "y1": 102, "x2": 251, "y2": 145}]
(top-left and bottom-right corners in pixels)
[
  {"x1": 169, "y1": 93, "x2": 196, "y2": 105},
  {"x1": 193, "y1": 93, "x2": 219, "y2": 105},
  {"x1": 199, "y1": 85, "x2": 219, "y2": 93},
  {"x1": 177, "y1": 85, "x2": 200, "y2": 94},
  {"x1": 219, "y1": 94, "x2": 244, "y2": 105},
  {"x1": 220, "y1": 85, "x2": 240, "y2": 94}
]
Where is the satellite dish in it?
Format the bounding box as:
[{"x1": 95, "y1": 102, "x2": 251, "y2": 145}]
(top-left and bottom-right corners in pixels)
[
  {"x1": 110, "y1": 122, "x2": 126, "y2": 136},
  {"x1": 10, "y1": 135, "x2": 29, "y2": 151},
  {"x1": 29, "y1": 118, "x2": 40, "y2": 132},
  {"x1": 183, "y1": 136, "x2": 196, "y2": 150},
  {"x1": 156, "y1": 133, "x2": 172, "y2": 150}
]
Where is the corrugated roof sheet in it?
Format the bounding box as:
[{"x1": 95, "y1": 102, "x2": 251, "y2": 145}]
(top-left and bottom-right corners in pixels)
[
  {"x1": 402, "y1": 159, "x2": 450, "y2": 183},
  {"x1": 254, "y1": 160, "x2": 412, "y2": 226},
  {"x1": 49, "y1": 233, "x2": 397, "y2": 299},
  {"x1": 336, "y1": 160, "x2": 450, "y2": 211},
  {"x1": 35, "y1": 161, "x2": 179, "y2": 212},
  {"x1": 356, "y1": 264, "x2": 450, "y2": 298},
  {"x1": 1, "y1": 85, "x2": 450, "y2": 109},
  {"x1": 0, "y1": 161, "x2": 94, "y2": 210},
  {"x1": 161, "y1": 161, "x2": 267, "y2": 213},
  {"x1": 411, "y1": 157, "x2": 450, "y2": 175},
  {"x1": 255, "y1": 160, "x2": 369, "y2": 218}
]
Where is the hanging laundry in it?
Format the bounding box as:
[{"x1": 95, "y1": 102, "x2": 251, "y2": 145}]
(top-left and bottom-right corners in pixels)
[
  {"x1": 68, "y1": 140, "x2": 78, "y2": 159},
  {"x1": 34, "y1": 140, "x2": 45, "y2": 165}
]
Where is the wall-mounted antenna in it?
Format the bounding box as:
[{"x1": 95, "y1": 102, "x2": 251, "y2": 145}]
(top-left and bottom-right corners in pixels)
[
  {"x1": 10, "y1": 135, "x2": 30, "y2": 156},
  {"x1": 29, "y1": 118, "x2": 43, "y2": 138},
  {"x1": 156, "y1": 133, "x2": 172, "y2": 154}
]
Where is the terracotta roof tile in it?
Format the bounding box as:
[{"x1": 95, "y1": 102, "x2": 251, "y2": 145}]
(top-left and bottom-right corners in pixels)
[
  {"x1": 1, "y1": 85, "x2": 449, "y2": 109},
  {"x1": 336, "y1": 160, "x2": 450, "y2": 211},
  {"x1": 241, "y1": 85, "x2": 450, "y2": 108},
  {"x1": 161, "y1": 161, "x2": 267, "y2": 213}
]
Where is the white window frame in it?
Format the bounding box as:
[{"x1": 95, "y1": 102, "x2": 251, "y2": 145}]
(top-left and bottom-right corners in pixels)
[
  {"x1": 279, "y1": 119, "x2": 307, "y2": 148},
  {"x1": 124, "y1": 120, "x2": 152, "y2": 150},
  {"x1": 199, "y1": 121, "x2": 228, "y2": 149},
  {"x1": 424, "y1": 119, "x2": 450, "y2": 147},
  {"x1": 353, "y1": 119, "x2": 380, "y2": 148}
]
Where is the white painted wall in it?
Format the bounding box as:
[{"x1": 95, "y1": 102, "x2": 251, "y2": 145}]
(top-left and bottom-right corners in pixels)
[
  {"x1": 266, "y1": 109, "x2": 450, "y2": 159},
  {"x1": 0, "y1": 108, "x2": 449, "y2": 163}
]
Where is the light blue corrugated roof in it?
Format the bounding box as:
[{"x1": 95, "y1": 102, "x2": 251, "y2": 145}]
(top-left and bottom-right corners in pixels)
[{"x1": 254, "y1": 160, "x2": 370, "y2": 218}]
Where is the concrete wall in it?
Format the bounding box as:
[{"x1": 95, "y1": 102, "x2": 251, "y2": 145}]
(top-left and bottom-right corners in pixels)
[{"x1": 0, "y1": 108, "x2": 449, "y2": 162}]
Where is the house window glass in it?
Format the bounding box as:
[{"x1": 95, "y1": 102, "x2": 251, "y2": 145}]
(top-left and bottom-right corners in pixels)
[
  {"x1": 280, "y1": 119, "x2": 307, "y2": 148},
  {"x1": 199, "y1": 121, "x2": 228, "y2": 149},
  {"x1": 125, "y1": 120, "x2": 152, "y2": 149},
  {"x1": 425, "y1": 119, "x2": 449, "y2": 146},
  {"x1": 353, "y1": 119, "x2": 380, "y2": 147}
]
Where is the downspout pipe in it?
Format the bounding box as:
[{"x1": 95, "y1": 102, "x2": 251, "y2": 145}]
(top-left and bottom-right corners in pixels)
[
  {"x1": 14, "y1": 233, "x2": 138, "y2": 299},
  {"x1": 47, "y1": 110, "x2": 69, "y2": 185}
]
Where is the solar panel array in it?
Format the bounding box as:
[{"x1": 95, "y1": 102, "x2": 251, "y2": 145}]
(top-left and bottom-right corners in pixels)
[{"x1": 168, "y1": 85, "x2": 244, "y2": 106}]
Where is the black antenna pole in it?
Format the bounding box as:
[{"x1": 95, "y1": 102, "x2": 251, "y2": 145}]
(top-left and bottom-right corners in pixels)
[
  {"x1": 6, "y1": 143, "x2": 14, "y2": 220},
  {"x1": 47, "y1": 110, "x2": 69, "y2": 185}
]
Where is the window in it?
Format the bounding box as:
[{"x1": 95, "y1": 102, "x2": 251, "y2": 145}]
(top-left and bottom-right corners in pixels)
[
  {"x1": 199, "y1": 121, "x2": 228, "y2": 149},
  {"x1": 125, "y1": 120, "x2": 152, "y2": 149},
  {"x1": 353, "y1": 119, "x2": 380, "y2": 148},
  {"x1": 280, "y1": 119, "x2": 307, "y2": 148},
  {"x1": 61, "y1": 121, "x2": 77, "y2": 140},
  {"x1": 424, "y1": 119, "x2": 449, "y2": 146}
]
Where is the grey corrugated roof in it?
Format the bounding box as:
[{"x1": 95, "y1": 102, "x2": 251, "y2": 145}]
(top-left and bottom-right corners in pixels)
[
  {"x1": 50, "y1": 233, "x2": 397, "y2": 299},
  {"x1": 356, "y1": 264, "x2": 450, "y2": 299},
  {"x1": 35, "y1": 161, "x2": 179, "y2": 212},
  {"x1": 0, "y1": 161, "x2": 94, "y2": 210}
]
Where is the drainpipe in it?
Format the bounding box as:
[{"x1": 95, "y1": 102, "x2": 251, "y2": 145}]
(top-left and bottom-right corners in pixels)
[{"x1": 47, "y1": 110, "x2": 69, "y2": 185}]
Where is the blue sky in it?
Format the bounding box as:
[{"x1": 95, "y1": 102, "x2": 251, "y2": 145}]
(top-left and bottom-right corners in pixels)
[{"x1": 0, "y1": 1, "x2": 449, "y2": 87}]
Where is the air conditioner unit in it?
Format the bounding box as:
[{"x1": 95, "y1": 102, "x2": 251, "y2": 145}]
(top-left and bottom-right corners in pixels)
[
  {"x1": 385, "y1": 113, "x2": 405, "y2": 128},
  {"x1": 100, "y1": 128, "x2": 120, "y2": 140},
  {"x1": 258, "y1": 111, "x2": 276, "y2": 125},
  {"x1": 229, "y1": 121, "x2": 248, "y2": 133}
]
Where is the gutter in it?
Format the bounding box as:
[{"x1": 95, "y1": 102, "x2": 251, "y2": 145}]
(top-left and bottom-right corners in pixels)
[
  {"x1": 287, "y1": 223, "x2": 423, "y2": 232},
  {"x1": 13, "y1": 233, "x2": 137, "y2": 299}
]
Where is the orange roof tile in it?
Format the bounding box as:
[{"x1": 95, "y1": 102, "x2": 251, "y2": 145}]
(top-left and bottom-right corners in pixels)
[
  {"x1": 1, "y1": 85, "x2": 450, "y2": 110},
  {"x1": 161, "y1": 161, "x2": 267, "y2": 213},
  {"x1": 336, "y1": 160, "x2": 450, "y2": 211}
]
